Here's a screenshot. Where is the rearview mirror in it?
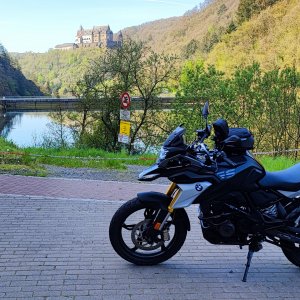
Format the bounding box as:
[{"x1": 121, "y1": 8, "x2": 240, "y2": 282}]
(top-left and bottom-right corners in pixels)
[{"x1": 202, "y1": 101, "x2": 209, "y2": 119}]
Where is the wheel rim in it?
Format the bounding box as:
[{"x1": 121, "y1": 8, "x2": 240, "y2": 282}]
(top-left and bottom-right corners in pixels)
[{"x1": 120, "y1": 207, "x2": 177, "y2": 258}]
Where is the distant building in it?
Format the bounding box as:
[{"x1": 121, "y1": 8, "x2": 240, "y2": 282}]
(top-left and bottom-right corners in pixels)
[
  {"x1": 55, "y1": 25, "x2": 123, "y2": 50},
  {"x1": 76, "y1": 25, "x2": 123, "y2": 48},
  {"x1": 54, "y1": 43, "x2": 78, "y2": 50}
]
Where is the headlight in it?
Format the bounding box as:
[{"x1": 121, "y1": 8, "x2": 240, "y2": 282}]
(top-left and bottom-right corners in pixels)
[{"x1": 157, "y1": 147, "x2": 168, "y2": 163}]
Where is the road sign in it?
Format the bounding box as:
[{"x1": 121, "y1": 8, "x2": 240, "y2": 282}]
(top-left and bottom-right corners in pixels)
[
  {"x1": 118, "y1": 134, "x2": 130, "y2": 144},
  {"x1": 120, "y1": 92, "x2": 131, "y2": 109},
  {"x1": 119, "y1": 120, "x2": 131, "y2": 136},
  {"x1": 120, "y1": 109, "x2": 130, "y2": 121}
]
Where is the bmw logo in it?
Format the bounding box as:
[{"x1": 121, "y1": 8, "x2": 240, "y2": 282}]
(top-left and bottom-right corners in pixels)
[{"x1": 195, "y1": 183, "x2": 203, "y2": 192}]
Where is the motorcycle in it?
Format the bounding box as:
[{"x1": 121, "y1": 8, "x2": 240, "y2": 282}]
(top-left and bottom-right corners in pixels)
[{"x1": 109, "y1": 102, "x2": 300, "y2": 282}]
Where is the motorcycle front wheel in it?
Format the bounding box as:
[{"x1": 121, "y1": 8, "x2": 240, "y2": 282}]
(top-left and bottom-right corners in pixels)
[{"x1": 109, "y1": 197, "x2": 187, "y2": 265}]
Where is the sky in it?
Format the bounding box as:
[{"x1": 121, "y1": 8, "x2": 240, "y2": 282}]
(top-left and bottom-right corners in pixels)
[{"x1": 0, "y1": 0, "x2": 202, "y2": 53}]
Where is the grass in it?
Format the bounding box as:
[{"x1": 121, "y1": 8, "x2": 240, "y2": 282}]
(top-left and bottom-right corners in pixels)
[
  {"x1": 258, "y1": 156, "x2": 299, "y2": 172},
  {"x1": 0, "y1": 137, "x2": 299, "y2": 176},
  {"x1": 0, "y1": 137, "x2": 157, "y2": 175},
  {"x1": 0, "y1": 164, "x2": 47, "y2": 177},
  {"x1": 24, "y1": 147, "x2": 156, "y2": 169}
]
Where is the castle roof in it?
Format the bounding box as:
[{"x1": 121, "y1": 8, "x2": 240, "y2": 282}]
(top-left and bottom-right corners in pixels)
[
  {"x1": 55, "y1": 43, "x2": 77, "y2": 49},
  {"x1": 93, "y1": 25, "x2": 111, "y2": 33}
]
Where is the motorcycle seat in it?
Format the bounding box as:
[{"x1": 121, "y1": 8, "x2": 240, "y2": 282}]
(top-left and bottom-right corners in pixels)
[{"x1": 259, "y1": 162, "x2": 300, "y2": 191}]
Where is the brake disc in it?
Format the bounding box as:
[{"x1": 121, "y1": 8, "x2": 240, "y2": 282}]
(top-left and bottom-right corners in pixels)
[{"x1": 131, "y1": 219, "x2": 163, "y2": 251}]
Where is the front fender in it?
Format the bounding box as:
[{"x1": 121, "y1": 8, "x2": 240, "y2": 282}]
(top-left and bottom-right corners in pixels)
[{"x1": 137, "y1": 191, "x2": 191, "y2": 231}]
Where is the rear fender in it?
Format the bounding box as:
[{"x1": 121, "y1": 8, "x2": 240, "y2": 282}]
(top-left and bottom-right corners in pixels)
[{"x1": 137, "y1": 191, "x2": 191, "y2": 231}]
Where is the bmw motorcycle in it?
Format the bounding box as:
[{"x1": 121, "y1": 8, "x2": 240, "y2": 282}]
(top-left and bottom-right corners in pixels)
[{"x1": 109, "y1": 102, "x2": 300, "y2": 281}]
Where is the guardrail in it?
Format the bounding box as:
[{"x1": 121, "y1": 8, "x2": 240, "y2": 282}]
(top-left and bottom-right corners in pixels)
[{"x1": 0, "y1": 96, "x2": 176, "y2": 112}]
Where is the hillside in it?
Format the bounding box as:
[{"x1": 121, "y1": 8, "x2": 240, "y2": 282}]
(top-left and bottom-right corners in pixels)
[
  {"x1": 11, "y1": 0, "x2": 300, "y2": 96},
  {"x1": 206, "y1": 0, "x2": 300, "y2": 71},
  {"x1": 0, "y1": 44, "x2": 42, "y2": 96},
  {"x1": 123, "y1": 0, "x2": 239, "y2": 58},
  {"x1": 12, "y1": 47, "x2": 104, "y2": 96}
]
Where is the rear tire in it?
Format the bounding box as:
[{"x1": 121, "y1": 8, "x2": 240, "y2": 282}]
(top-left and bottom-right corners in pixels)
[
  {"x1": 281, "y1": 206, "x2": 300, "y2": 267},
  {"x1": 109, "y1": 197, "x2": 187, "y2": 265},
  {"x1": 281, "y1": 242, "x2": 300, "y2": 267}
]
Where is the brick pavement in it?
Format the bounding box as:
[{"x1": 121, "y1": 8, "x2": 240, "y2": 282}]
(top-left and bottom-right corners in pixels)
[
  {"x1": 0, "y1": 175, "x2": 300, "y2": 299},
  {"x1": 0, "y1": 174, "x2": 166, "y2": 200}
]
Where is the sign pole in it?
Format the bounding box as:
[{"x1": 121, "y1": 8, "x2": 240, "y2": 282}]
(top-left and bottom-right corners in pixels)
[{"x1": 118, "y1": 92, "x2": 131, "y2": 145}]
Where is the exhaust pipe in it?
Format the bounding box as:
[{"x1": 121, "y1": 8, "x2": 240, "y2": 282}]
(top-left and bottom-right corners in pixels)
[{"x1": 267, "y1": 230, "x2": 300, "y2": 244}]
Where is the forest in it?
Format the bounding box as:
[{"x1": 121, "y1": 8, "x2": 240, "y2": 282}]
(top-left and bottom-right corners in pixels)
[{"x1": 0, "y1": 44, "x2": 42, "y2": 96}]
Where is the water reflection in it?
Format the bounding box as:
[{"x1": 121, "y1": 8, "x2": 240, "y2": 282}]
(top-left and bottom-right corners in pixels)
[{"x1": 0, "y1": 112, "x2": 74, "y2": 147}]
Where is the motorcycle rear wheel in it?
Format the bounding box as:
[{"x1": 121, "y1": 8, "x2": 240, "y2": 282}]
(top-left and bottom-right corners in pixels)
[
  {"x1": 281, "y1": 207, "x2": 300, "y2": 267},
  {"x1": 109, "y1": 197, "x2": 187, "y2": 265},
  {"x1": 281, "y1": 241, "x2": 300, "y2": 267}
]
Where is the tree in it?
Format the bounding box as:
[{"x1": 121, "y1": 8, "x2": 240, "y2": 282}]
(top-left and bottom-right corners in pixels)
[
  {"x1": 237, "y1": 0, "x2": 280, "y2": 24},
  {"x1": 170, "y1": 60, "x2": 300, "y2": 155},
  {"x1": 79, "y1": 39, "x2": 178, "y2": 152},
  {"x1": 69, "y1": 74, "x2": 99, "y2": 144}
]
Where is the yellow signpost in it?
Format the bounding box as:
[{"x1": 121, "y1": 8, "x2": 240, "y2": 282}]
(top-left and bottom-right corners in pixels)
[{"x1": 119, "y1": 120, "x2": 131, "y2": 136}]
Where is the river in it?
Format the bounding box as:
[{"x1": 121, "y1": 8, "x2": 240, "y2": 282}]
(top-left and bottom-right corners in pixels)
[{"x1": 0, "y1": 112, "x2": 74, "y2": 147}]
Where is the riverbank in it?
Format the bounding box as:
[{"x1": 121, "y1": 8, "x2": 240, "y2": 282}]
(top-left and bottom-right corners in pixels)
[{"x1": 0, "y1": 137, "x2": 299, "y2": 180}]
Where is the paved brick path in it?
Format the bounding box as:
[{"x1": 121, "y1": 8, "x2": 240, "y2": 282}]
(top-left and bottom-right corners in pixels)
[
  {"x1": 0, "y1": 175, "x2": 300, "y2": 299},
  {"x1": 0, "y1": 174, "x2": 166, "y2": 200}
]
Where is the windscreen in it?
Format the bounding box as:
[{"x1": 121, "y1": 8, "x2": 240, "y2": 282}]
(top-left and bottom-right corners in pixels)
[{"x1": 163, "y1": 126, "x2": 186, "y2": 147}]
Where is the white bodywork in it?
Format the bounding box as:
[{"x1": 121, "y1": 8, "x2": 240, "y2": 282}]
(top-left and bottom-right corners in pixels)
[
  {"x1": 173, "y1": 182, "x2": 212, "y2": 209},
  {"x1": 277, "y1": 190, "x2": 300, "y2": 198}
]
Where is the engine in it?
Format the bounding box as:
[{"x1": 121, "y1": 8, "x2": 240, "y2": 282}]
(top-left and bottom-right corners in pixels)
[{"x1": 198, "y1": 194, "x2": 250, "y2": 245}]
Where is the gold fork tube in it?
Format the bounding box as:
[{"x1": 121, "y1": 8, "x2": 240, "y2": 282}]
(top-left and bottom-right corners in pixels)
[
  {"x1": 166, "y1": 182, "x2": 177, "y2": 196},
  {"x1": 165, "y1": 182, "x2": 181, "y2": 213}
]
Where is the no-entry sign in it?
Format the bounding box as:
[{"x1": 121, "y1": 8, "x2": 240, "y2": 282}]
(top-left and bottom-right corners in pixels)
[{"x1": 120, "y1": 92, "x2": 131, "y2": 109}]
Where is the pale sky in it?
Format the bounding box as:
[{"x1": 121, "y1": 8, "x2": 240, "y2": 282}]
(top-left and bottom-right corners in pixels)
[{"x1": 0, "y1": 0, "x2": 202, "y2": 53}]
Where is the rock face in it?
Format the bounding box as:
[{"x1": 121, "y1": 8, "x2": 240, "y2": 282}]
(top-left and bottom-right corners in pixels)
[{"x1": 0, "y1": 44, "x2": 42, "y2": 96}]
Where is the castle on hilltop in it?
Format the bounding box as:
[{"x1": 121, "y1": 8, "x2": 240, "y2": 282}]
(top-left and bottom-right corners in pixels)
[{"x1": 55, "y1": 25, "x2": 123, "y2": 50}]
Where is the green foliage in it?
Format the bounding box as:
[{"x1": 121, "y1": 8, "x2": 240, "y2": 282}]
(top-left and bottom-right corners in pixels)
[
  {"x1": 23, "y1": 146, "x2": 156, "y2": 168},
  {"x1": 0, "y1": 136, "x2": 156, "y2": 172},
  {"x1": 182, "y1": 39, "x2": 199, "y2": 59},
  {"x1": 171, "y1": 60, "x2": 300, "y2": 154},
  {"x1": 201, "y1": 26, "x2": 225, "y2": 53},
  {"x1": 207, "y1": 0, "x2": 300, "y2": 72},
  {"x1": 237, "y1": 0, "x2": 280, "y2": 24},
  {"x1": 12, "y1": 48, "x2": 104, "y2": 96},
  {"x1": 70, "y1": 39, "x2": 178, "y2": 153},
  {"x1": 0, "y1": 43, "x2": 42, "y2": 96},
  {"x1": 0, "y1": 137, "x2": 46, "y2": 176},
  {"x1": 226, "y1": 20, "x2": 237, "y2": 34}
]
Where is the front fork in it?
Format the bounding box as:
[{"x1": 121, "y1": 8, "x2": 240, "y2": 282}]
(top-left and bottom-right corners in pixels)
[{"x1": 153, "y1": 182, "x2": 181, "y2": 231}]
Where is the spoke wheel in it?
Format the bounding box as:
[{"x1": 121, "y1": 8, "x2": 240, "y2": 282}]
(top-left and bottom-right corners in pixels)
[{"x1": 109, "y1": 197, "x2": 187, "y2": 265}]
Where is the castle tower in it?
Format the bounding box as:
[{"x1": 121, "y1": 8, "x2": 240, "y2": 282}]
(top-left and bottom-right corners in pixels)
[
  {"x1": 117, "y1": 31, "x2": 123, "y2": 46},
  {"x1": 75, "y1": 25, "x2": 84, "y2": 44}
]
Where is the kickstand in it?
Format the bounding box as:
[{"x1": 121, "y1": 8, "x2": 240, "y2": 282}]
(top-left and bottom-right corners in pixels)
[{"x1": 242, "y1": 240, "x2": 263, "y2": 282}]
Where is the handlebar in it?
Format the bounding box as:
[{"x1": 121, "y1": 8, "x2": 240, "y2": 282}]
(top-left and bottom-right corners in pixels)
[{"x1": 190, "y1": 140, "x2": 236, "y2": 168}]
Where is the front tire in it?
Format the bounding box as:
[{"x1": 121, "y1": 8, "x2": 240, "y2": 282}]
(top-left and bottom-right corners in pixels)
[{"x1": 109, "y1": 197, "x2": 187, "y2": 265}]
